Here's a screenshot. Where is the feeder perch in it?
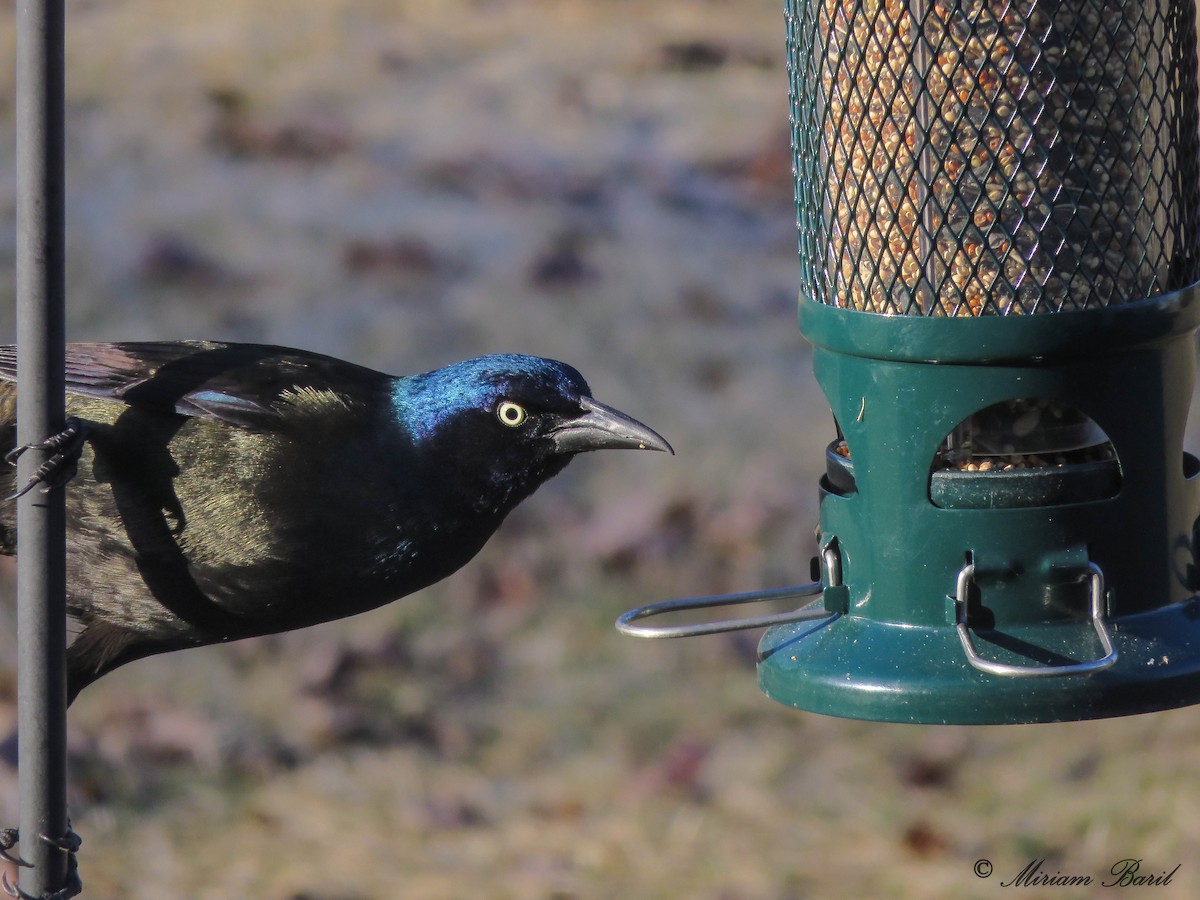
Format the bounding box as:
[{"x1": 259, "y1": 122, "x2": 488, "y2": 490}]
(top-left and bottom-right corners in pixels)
[{"x1": 618, "y1": 0, "x2": 1200, "y2": 724}]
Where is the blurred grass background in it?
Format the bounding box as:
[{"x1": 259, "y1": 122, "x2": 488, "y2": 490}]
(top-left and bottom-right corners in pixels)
[{"x1": 1, "y1": 0, "x2": 1200, "y2": 897}]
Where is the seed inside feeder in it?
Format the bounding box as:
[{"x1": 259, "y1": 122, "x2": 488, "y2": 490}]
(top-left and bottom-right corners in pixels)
[
  {"x1": 834, "y1": 399, "x2": 1117, "y2": 471},
  {"x1": 935, "y1": 399, "x2": 1115, "y2": 470},
  {"x1": 792, "y1": 0, "x2": 1199, "y2": 315}
]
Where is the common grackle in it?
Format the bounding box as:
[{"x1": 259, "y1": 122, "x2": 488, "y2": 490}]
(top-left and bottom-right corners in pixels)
[{"x1": 0, "y1": 341, "x2": 672, "y2": 704}]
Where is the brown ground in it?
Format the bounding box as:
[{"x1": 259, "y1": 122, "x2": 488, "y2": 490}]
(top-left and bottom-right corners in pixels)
[{"x1": 1, "y1": 1, "x2": 1199, "y2": 897}]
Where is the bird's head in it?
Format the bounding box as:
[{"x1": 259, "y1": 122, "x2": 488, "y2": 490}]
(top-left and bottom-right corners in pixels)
[{"x1": 391, "y1": 354, "x2": 672, "y2": 510}]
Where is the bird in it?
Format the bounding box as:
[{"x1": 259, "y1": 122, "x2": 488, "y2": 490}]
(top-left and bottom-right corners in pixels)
[{"x1": 0, "y1": 341, "x2": 672, "y2": 705}]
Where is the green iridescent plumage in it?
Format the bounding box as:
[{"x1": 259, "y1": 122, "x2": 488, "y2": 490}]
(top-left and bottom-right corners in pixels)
[{"x1": 0, "y1": 341, "x2": 671, "y2": 703}]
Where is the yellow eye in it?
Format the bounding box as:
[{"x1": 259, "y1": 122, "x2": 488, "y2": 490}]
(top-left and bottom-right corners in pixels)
[{"x1": 497, "y1": 400, "x2": 527, "y2": 427}]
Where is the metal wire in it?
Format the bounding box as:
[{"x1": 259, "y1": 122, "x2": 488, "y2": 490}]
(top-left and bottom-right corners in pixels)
[
  {"x1": 616, "y1": 584, "x2": 828, "y2": 638},
  {"x1": 954, "y1": 562, "x2": 1118, "y2": 676}
]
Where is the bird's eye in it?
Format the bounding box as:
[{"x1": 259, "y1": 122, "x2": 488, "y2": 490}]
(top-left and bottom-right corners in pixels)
[{"x1": 497, "y1": 400, "x2": 527, "y2": 427}]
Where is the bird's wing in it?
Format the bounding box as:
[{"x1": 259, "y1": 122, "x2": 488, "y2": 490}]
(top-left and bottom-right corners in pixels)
[{"x1": 0, "y1": 341, "x2": 392, "y2": 429}]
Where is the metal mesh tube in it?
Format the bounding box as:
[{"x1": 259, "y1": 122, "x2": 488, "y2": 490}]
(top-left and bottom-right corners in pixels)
[{"x1": 789, "y1": 0, "x2": 1200, "y2": 315}]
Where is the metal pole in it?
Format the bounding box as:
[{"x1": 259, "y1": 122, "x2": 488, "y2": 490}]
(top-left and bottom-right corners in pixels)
[{"x1": 15, "y1": 0, "x2": 70, "y2": 896}]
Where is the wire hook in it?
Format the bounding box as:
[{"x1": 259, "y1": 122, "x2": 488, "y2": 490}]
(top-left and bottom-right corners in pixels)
[{"x1": 616, "y1": 582, "x2": 831, "y2": 638}]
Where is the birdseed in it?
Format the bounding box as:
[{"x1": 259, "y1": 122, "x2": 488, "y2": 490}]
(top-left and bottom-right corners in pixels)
[{"x1": 789, "y1": 0, "x2": 1200, "y2": 315}]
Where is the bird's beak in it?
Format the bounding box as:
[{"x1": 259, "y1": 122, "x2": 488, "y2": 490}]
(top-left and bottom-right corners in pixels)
[{"x1": 551, "y1": 396, "x2": 674, "y2": 455}]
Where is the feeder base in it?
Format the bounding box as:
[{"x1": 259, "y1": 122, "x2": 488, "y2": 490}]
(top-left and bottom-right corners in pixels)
[{"x1": 757, "y1": 601, "x2": 1200, "y2": 724}]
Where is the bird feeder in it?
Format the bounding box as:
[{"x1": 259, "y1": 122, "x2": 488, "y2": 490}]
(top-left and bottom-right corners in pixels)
[{"x1": 619, "y1": 0, "x2": 1200, "y2": 724}]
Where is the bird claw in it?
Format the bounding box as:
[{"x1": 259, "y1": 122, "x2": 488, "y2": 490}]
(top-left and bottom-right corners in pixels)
[
  {"x1": 1, "y1": 868, "x2": 81, "y2": 900},
  {"x1": 34, "y1": 833, "x2": 78, "y2": 857},
  {"x1": 0, "y1": 825, "x2": 82, "y2": 900},
  {"x1": 0, "y1": 829, "x2": 31, "y2": 869},
  {"x1": 0, "y1": 871, "x2": 21, "y2": 900},
  {"x1": 5, "y1": 418, "x2": 88, "y2": 502}
]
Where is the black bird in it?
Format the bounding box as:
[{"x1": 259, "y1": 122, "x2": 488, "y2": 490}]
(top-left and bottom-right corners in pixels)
[{"x1": 0, "y1": 341, "x2": 672, "y2": 704}]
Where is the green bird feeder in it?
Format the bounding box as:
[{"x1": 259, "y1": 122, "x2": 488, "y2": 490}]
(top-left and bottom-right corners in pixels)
[{"x1": 619, "y1": 0, "x2": 1200, "y2": 723}]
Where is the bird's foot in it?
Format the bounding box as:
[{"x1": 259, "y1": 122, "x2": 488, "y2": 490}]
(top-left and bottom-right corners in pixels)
[
  {"x1": 0, "y1": 828, "x2": 30, "y2": 869},
  {"x1": 0, "y1": 826, "x2": 82, "y2": 900},
  {"x1": 5, "y1": 418, "x2": 89, "y2": 502}
]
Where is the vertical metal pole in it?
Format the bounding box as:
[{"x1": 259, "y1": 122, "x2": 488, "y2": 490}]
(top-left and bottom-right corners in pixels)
[{"x1": 15, "y1": 0, "x2": 70, "y2": 897}]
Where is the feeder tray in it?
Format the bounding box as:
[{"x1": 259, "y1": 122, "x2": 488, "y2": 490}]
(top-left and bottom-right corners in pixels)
[{"x1": 618, "y1": 0, "x2": 1200, "y2": 724}]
